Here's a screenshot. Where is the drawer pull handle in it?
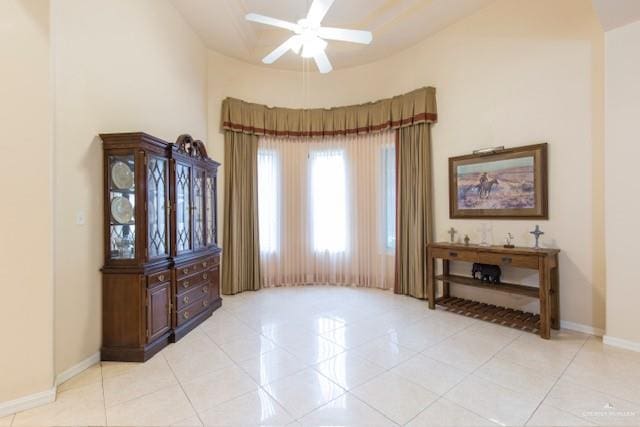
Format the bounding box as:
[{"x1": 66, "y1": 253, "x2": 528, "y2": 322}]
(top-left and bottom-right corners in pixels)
[
  {"x1": 183, "y1": 311, "x2": 190, "y2": 320},
  {"x1": 202, "y1": 287, "x2": 209, "y2": 294},
  {"x1": 502, "y1": 257, "x2": 512, "y2": 263},
  {"x1": 449, "y1": 252, "x2": 458, "y2": 257},
  {"x1": 182, "y1": 268, "x2": 189, "y2": 274},
  {"x1": 202, "y1": 300, "x2": 208, "y2": 307},
  {"x1": 158, "y1": 274, "x2": 165, "y2": 282},
  {"x1": 183, "y1": 296, "x2": 190, "y2": 304},
  {"x1": 203, "y1": 273, "x2": 208, "y2": 280},
  {"x1": 182, "y1": 280, "x2": 190, "y2": 289},
  {"x1": 202, "y1": 261, "x2": 208, "y2": 267}
]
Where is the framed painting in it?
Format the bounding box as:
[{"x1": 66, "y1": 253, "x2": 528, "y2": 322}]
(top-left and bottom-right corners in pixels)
[{"x1": 449, "y1": 143, "x2": 548, "y2": 219}]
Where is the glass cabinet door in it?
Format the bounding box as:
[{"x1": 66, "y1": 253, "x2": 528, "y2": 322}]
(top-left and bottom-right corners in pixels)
[
  {"x1": 175, "y1": 162, "x2": 192, "y2": 254},
  {"x1": 205, "y1": 173, "x2": 216, "y2": 246},
  {"x1": 192, "y1": 168, "x2": 206, "y2": 251},
  {"x1": 108, "y1": 154, "x2": 136, "y2": 260},
  {"x1": 147, "y1": 156, "x2": 169, "y2": 259}
]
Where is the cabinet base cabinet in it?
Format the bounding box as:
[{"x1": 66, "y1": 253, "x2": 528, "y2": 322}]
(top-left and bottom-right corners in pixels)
[
  {"x1": 101, "y1": 252, "x2": 221, "y2": 362},
  {"x1": 101, "y1": 331, "x2": 171, "y2": 363}
]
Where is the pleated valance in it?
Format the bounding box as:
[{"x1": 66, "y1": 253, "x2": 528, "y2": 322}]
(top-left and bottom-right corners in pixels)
[{"x1": 221, "y1": 87, "x2": 437, "y2": 137}]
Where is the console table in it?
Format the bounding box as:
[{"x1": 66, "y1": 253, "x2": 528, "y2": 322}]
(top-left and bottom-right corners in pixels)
[{"x1": 427, "y1": 243, "x2": 560, "y2": 339}]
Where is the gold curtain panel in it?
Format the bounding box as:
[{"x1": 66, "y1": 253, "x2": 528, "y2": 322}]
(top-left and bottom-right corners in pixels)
[{"x1": 221, "y1": 87, "x2": 437, "y2": 137}]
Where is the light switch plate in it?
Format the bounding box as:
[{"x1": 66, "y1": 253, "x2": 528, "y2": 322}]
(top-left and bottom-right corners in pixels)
[{"x1": 76, "y1": 210, "x2": 85, "y2": 225}]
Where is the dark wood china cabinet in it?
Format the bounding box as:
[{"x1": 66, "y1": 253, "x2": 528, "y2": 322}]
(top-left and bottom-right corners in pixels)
[{"x1": 101, "y1": 132, "x2": 221, "y2": 362}]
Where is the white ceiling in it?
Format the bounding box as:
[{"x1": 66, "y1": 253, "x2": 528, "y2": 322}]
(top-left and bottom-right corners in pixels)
[
  {"x1": 592, "y1": 0, "x2": 640, "y2": 31},
  {"x1": 171, "y1": 0, "x2": 493, "y2": 71}
]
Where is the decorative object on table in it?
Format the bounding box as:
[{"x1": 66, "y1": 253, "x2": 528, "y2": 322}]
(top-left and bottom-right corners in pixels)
[
  {"x1": 447, "y1": 227, "x2": 457, "y2": 243},
  {"x1": 479, "y1": 223, "x2": 492, "y2": 246},
  {"x1": 449, "y1": 143, "x2": 548, "y2": 219},
  {"x1": 464, "y1": 234, "x2": 470, "y2": 246},
  {"x1": 471, "y1": 263, "x2": 502, "y2": 284},
  {"x1": 530, "y1": 225, "x2": 544, "y2": 248},
  {"x1": 504, "y1": 232, "x2": 515, "y2": 248},
  {"x1": 111, "y1": 160, "x2": 134, "y2": 189}
]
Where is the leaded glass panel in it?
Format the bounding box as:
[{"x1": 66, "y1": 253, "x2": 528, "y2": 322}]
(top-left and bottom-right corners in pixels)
[
  {"x1": 193, "y1": 169, "x2": 205, "y2": 250},
  {"x1": 206, "y1": 175, "x2": 215, "y2": 245},
  {"x1": 147, "y1": 157, "x2": 168, "y2": 258},
  {"x1": 176, "y1": 163, "x2": 191, "y2": 253}
]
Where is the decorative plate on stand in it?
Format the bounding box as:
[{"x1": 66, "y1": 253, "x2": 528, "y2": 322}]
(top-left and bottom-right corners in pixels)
[
  {"x1": 111, "y1": 161, "x2": 134, "y2": 189},
  {"x1": 111, "y1": 196, "x2": 134, "y2": 224}
]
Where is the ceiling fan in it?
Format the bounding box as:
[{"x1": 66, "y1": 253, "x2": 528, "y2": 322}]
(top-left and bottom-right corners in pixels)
[{"x1": 245, "y1": 0, "x2": 373, "y2": 74}]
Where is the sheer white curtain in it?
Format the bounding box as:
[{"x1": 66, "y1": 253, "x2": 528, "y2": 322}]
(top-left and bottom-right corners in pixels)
[{"x1": 258, "y1": 131, "x2": 395, "y2": 289}]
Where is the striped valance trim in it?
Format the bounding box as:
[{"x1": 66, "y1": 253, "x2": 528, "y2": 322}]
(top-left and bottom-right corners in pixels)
[{"x1": 221, "y1": 87, "x2": 437, "y2": 137}]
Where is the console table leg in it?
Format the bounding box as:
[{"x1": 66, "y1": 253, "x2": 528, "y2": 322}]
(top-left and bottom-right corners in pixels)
[
  {"x1": 551, "y1": 263, "x2": 560, "y2": 330},
  {"x1": 539, "y1": 260, "x2": 552, "y2": 339},
  {"x1": 442, "y1": 259, "x2": 450, "y2": 298},
  {"x1": 427, "y1": 249, "x2": 435, "y2": 309}
]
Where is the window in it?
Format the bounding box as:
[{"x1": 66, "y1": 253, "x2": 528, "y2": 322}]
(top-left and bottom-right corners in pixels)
[
  {"x1": 382, "y1": 145, "x2": 396, "y2": 250},
  {"x1": 309, "y1": 149, "x2": 348, "y2": 253},
  {"x1": 257, "y1": 149, "x2": 279, "y2": 253}
]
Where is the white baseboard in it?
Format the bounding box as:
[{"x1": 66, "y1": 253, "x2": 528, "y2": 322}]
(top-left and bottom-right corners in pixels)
[
  {"x1": 0, "y1": 351, "x2": 100, "y2": 418},
  {"x1": 560, "y1": 320, "x2": 604, "y2": 337},
  {"x1": 55, "y1": 351, "x2": 100, "y2": 386},
  {"x1": 603, "y1": 335, "x2": 640, "y2": 353},
  {"x1": 0, "y1": 386, "x2": 56, "y2": 418}
]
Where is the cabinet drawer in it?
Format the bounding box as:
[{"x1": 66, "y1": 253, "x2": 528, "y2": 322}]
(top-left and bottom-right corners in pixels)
[
  {"x1": 176, "y1": 269, "x2": 211, "y2": 293},
  {"x1": 478, "y1": 253, "x2": 539, "y2": 270},
  {"x1": 177, "y1": 298, "x2": 212, "y2": 326},
  {"x1": 198, "y1": 255, "x2": 219, "y2": 270},
  {"x1": 431, "y1": 248, "x2": 478, "y2": 263},
  {"x1": 176, "y1": 283, "x2": 209, "y2": 310},
  {"x1": 147, "y1": 269, "x2": 170, "y2": 288},
  {"x1": 176, "y1": 261, "x2": 204, "y2": 280}
]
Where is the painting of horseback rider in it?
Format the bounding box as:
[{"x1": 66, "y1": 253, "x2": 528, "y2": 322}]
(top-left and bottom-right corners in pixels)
[{"x1": 449, "y1": 143, "x2": 548, "y2": 219}]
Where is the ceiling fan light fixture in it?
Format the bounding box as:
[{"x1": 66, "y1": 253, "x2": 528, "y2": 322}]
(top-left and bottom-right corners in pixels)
[{"x1": 301, "y1": 37, "x2": 327, "y2": 58}]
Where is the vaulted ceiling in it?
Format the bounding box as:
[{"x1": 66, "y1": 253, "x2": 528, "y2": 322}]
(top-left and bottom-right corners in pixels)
[{"x1": 171, "y1": 0, "x2": 493, "y2": 71}]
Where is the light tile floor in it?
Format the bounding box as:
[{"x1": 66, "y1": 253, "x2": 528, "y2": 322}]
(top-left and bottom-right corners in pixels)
[{"x1": 7, "y1": 286, "x2": 640, "y2": 426}]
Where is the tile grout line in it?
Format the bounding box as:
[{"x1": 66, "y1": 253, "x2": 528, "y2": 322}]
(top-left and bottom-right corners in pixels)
[
  {"x1": 161, "y1": 351, "x2": 207, "y2": 427},
  {"x1": 196, "y1": 323, "x2": 299, "y2": 423},
  {"x1": 522, "y1": 334, "x2": 591, "y2": 426},
  {"x1": 101, "y1": 357, "x2": 186, "y2": 412},
  {"x1": 404, "y1": 324, "x2": 525, "y2": 426},
  {"x1": 207, "y1": 291, "x2": 583, "y2": 427},
  {"x1": 298, "y1": 309, "x2": 480, "y2": 426},
  {"x1": 220, "y1": 300, "x2": 414, "y2": 423},
  {"x1": 100, "y1": 363, "x2": 108, "y2": 426}
]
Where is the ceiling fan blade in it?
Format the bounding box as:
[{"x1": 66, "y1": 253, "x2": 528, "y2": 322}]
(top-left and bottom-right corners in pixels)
[
  {"x1": 313, "y1": 50, "x2": 333, "y2": 74},
  {"x1": 262, "y1": 36, "x2": 300, "y2": 64},
  {"x1": 306, "y1": 0, "x2": 335, "y2": 25},
  {"x1": 317, "y1": 27, "x2": 373, "y2": 44},
  {"x1": 245, "y1": 13, "x2": 299, "y2": 32}
]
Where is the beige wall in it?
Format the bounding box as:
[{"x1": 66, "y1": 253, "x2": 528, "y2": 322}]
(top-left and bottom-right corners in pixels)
[
  {"x1": 52, "y1": 0, "x2": 208, "y2": 374},
  {"x1": 604, "y1": 19, "x2": 640, "y2": 345},
  {"x1": 208, "y1": 0, "x2": 606, "y2": 331},
  {"x1": 0, "y1": 0, "x2": 54, "y2": 402}
]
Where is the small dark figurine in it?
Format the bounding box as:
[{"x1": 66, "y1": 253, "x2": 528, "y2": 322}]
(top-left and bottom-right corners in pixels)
[{"x1": 471, "y1": 263, "x2": 502, "y2": 284}]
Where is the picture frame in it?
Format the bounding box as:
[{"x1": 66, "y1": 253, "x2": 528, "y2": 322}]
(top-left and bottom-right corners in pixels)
[{"x1": 449, "y1": 143, "x2": 548, "y2": 219}]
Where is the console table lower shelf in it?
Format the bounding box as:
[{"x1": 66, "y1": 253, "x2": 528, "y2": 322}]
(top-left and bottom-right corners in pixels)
[{"x1": 436, "y1": 297, "x2": 541, "y2": 334}]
